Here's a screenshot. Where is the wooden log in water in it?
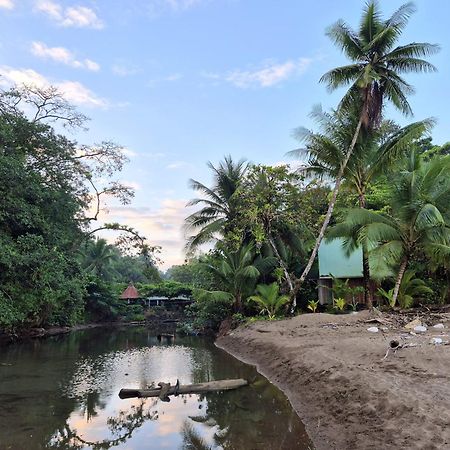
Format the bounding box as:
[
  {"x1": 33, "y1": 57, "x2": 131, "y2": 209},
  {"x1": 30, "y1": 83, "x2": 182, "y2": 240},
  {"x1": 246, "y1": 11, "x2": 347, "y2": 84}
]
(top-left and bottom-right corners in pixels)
[{"x1": 119, "y1": 378, "x2": 248, "y2": 399}]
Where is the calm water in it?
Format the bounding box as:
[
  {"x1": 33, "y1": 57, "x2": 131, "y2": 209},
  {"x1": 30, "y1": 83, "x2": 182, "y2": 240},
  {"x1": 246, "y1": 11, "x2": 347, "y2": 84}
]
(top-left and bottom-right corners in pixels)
[{"x1": 0, "y1": 326, "x2": 312, "y2": 450}]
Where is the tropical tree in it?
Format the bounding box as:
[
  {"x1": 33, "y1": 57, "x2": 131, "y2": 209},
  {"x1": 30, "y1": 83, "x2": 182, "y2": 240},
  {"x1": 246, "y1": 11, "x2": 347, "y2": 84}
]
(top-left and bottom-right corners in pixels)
[
  {"x1": 249, "y1": 283, "x2": 289, "y2": 319},
  {"x1": 199, "y1": 244, "x2": 276, "y2": 312},
  {"x1": 291, "y1": 104, "x2": 433, "y2": 305},
  {"x1": 185, "y1": 156, "x2": 247, "y2": 251},
  {"x1": 82, "y1": 239, "x2": 118, "y2": 280},
  {"x1": 297, "y1": 1, "x2": 439, "y2": 288},
  {"x1": 377, "y1": 269, "x2": 433, "y2": 309},
  {"x1": 328, "y1": 151, "x2": 450, "y2": 306}
]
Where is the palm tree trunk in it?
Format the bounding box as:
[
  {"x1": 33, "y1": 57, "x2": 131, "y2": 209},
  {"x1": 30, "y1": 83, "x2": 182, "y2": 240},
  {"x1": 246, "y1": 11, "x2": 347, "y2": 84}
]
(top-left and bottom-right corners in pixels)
[
  {"x1": 267, "y1": 235, "x2": 296, "y2": 309},
  {"x1": 392, "y1": 258, "x2": 408, "y2": 307},
  {"x1": 361, "y1": 243, "x2": 372, "y2": 308},
  {"x1": 358, "y1": 193, "x2": 373, "y2": 309},
  {"x1": 299, "y1": 114, "x2": 364, "y2": 285},
  {"x1": 234, "y1": 292, "x2": 242, "y2": 313}
]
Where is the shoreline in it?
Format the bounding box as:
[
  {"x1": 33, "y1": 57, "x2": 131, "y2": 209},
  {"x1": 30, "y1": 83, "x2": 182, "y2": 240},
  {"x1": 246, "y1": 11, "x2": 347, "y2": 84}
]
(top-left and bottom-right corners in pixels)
[{"x1": 216, "y1": 310, "x2": 450, "y2": 450}]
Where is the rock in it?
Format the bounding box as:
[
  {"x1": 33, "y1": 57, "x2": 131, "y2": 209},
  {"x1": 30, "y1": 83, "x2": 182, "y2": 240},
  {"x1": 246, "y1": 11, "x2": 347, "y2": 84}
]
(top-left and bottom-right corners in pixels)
[
  {"x1": 405, "y1": 318, "x2": 421, "y2": 330},
  {"x1": 431, "y1": 337, "x2": 443, "y2": 345},
  {"x1": 367, "y1": 327, "x2": 379, "y2": 333},
  {"x1": 433, "y1": 323, "x2": 445, "y2": 329},
  {"x1": 413, "y1": 325, "x2": 427, "y2": 333}
]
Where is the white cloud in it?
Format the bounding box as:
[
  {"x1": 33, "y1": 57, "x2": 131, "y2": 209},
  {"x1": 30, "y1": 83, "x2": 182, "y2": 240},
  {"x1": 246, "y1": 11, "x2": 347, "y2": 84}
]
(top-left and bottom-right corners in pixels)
[
  {"x1": 96, "y1": 199, "x2": 193, "y2": 269},
  {"x1": 35, "y1": 1, "x2": 104, "y2": 29},
  {"x1": 0, "y1": 0, "x2": 14, "y2": 10},
  {"x1": 112, "y1": 64, "x2": 140, "y2": 77},
  {"x1": 121, "y1": 148, "x2": 138, "y2": 158},
  {"x1": 0, "y1": 65, "x2": 107, "y2": 108},
  {"x1": 147, "y1": 73, "x2": 183, "y2": 87},
  {"x1": 146, "y1": 0, "x2": 206, "y2": 16},
  {"x1": 209, "y1": 58, "x2": 313, "y2": 89},
  {"x1": 31, "y1": 41, "x2": 100, "y2": 71},
  {"x1": 120, "y1": 180, "x2": 141, "y2": 191},
  {"x1": 166, "y1": 161, "x2": 193, "y2": 170},
  {"x1": 165, "y1": 73, "x2": 182, "y2": 81}
]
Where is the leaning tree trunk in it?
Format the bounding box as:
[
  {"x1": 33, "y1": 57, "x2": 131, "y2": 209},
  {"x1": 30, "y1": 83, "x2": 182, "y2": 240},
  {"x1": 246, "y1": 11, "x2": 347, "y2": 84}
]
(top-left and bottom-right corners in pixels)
[
  {"x1": 358, "y1": 193, "x2": 373, "y2": 309},
  {"x1": 298, "y1": 114, "x2": 364, "y2": 286},
  {"x1": 392, "y1": 258, "x2": 408, "y2": 307},
  {"x1": 267, "y1": 235, "x2": 297, "y2": 310}
]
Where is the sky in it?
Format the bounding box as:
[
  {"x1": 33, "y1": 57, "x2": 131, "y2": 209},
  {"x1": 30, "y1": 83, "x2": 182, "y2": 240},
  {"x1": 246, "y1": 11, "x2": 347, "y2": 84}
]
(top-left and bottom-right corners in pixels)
[{"x1": 1, "y1": 0, "x2": 449, "y2": 269}]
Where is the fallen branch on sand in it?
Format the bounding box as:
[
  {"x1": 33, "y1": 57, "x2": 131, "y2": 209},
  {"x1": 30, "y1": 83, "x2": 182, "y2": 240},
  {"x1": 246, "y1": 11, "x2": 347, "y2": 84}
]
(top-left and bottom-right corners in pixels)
[{"x1": 119, "y1": 378, "x2": 248, "y2": 401}]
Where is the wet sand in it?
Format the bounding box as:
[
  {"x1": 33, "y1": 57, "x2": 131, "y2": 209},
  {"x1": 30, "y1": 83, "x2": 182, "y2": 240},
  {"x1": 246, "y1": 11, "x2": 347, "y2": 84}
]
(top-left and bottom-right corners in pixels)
[{"x1": 216, "y1": 310, "x2": 450, "y2": 450}]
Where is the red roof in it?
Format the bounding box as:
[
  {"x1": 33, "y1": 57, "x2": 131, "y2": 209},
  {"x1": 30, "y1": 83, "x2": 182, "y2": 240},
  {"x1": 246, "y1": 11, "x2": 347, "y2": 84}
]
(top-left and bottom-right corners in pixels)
[{"x1": 120, "y1": 284, "x2": 141, "y2": 299}]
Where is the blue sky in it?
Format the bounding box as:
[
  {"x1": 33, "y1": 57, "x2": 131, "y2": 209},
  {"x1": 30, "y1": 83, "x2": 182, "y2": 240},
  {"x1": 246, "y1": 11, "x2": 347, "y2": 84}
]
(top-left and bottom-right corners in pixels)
[{"x1": 1, "y1": 0, "x2": 448, "y2": 268}]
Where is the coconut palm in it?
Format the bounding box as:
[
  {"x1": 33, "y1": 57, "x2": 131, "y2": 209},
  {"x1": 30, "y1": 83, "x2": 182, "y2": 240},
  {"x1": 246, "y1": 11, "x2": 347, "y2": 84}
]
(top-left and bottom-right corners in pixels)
[
  {"x1": 82, "y1": 238, "x2": 118, "y2": 279},
  {"x1": 291, "y1": 104, "x2": 434, "y2": 305},
  {"x1": 199, "y1": 244, "x2": 276, "y2": 312},
  {"x1": 185, "y1": 155, "x2": 247, "y2": 252},
  {"x1": 297, "y1": 1, "x2": 439, "y2": 288},
  {"x1": 249, "y1": 282, "x2": 289, "y2": 320},
  {"x1": 328, "y1": 151, "x2": 450, "y2": 306}
]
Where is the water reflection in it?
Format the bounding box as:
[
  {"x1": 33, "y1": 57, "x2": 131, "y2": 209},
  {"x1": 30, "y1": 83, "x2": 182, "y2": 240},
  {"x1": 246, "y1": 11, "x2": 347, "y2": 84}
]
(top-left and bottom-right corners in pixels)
[{"x1": 0, "y1": 327, "x2": 312, "y2": 449}]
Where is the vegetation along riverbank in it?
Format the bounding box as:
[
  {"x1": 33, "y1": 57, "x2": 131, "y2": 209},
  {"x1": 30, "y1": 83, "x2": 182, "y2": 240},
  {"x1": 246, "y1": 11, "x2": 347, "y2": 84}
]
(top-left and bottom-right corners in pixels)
[{"x1": 1, "y1": 1, "x2": 450, "y2": 448}]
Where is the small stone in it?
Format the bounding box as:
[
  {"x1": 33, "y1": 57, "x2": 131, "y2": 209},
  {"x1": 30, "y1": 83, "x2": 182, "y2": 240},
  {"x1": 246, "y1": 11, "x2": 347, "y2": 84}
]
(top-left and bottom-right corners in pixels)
[
  {"x1": 405, "y1": 318, "x2": 421, "y2": 330},
  {"x1": 367, "y1": 327, "x2": 379, "y2": 333},
  {"x1": 431, "y1": 337, "x2": 443, "y2": 345},
  {"x1": 413, "y1": 325, "x2": 427, "y2": 333},
  {"x1": 433, "y1": 323, "x2": 445, "y2": 329}
]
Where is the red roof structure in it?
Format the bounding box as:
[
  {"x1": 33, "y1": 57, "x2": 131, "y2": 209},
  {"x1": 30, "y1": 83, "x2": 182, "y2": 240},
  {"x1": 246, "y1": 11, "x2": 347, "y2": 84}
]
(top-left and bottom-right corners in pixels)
[{"x1": 120, "y1": 284, "x2": 141, "y2": 300}]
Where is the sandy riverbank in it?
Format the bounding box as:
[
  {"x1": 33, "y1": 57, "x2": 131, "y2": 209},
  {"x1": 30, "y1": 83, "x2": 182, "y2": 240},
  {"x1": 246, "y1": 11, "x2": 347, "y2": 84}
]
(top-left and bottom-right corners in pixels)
[{"x1": 216, "y1": 309, "x2": 450, "y2": 450}]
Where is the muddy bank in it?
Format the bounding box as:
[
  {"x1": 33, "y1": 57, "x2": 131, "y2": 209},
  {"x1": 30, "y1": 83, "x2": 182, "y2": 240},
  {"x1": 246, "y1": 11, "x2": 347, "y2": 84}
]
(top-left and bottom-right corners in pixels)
[
  {"x1": 216, "y1": 310, "x2": 450, "y2": 450},
  {"x1": 0, "y1": 310, "x2": 184, "y2": 345}
]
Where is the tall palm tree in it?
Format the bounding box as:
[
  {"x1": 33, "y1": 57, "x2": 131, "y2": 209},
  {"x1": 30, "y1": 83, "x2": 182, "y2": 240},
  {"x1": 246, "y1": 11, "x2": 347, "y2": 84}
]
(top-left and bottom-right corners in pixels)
[
  {"x1": 297, "y1": 1, "x2": 439, "y2": 288},
  {"x1": 328, "y1": 151, "x2": 450, "y2": 306},
  {"x1": 185, "y1": 155, "x2": 247, "y2": 252},
  {"x1": 291, "y1": 105, "x2": 433, "y2": 305}
]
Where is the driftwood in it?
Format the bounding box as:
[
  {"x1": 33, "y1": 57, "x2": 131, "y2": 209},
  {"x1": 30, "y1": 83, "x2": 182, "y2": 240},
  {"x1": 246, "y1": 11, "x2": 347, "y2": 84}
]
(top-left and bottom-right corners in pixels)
[{"x1": 119, "y1": 378, "x2": 248, "y2": 400}]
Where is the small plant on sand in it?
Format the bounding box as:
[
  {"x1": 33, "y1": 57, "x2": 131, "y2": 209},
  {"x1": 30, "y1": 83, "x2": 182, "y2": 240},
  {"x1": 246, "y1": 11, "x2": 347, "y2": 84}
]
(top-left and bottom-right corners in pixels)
[
  {"x1": 249, "y1": 282, "x2": 289, "y2": 320},
  {"x1": 377, "y1": 287, "x2": 396, "y2": 308},
  {"x1": 334, "y1": 297, "x2": 347, "y2": 312},
  {"x1": 307, "y1": 299, "x2": 319, "y2": 313},
  {"x1": 349, "y1": 286, "x2": 364, "y2": 311}
]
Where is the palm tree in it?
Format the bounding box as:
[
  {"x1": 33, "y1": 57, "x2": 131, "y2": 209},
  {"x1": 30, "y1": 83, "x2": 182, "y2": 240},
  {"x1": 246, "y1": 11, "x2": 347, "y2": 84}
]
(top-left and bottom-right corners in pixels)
[
  {"x1": 291, "y1": 105, "x2": 433, "y2": 306},
  {"x1": 297, "y1": 1, "x2": 439, "y2": 288},
  {"x1": 82, "y1": 238, "x2": 117, "y2": 279},
  {"x1": 249, "y1": 283, "x2": 289, "y2": 319},
  {"x1": 185, "y1": 155, "x2": 247, "y2": 252},
  {"x1": 328, "y1": 151, "x2": 450, "y2": 306},
  {"x1": 378, "y1": 269, "x2": 433, "y2": 309},
  {"x1": 200, "y1": 244, "x2": 276, "y2": 312}
]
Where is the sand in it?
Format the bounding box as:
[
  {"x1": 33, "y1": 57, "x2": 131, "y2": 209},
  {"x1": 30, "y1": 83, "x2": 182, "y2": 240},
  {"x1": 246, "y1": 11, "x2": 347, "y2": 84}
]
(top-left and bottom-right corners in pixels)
[{"x1": 216, "y1": 310, "x2": 450, "y2": 450}]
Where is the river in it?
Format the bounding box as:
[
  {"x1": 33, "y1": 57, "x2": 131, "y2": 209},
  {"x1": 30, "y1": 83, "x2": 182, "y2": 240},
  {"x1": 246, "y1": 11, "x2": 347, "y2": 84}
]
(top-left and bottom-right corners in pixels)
[{"x1": 0, "y1": 326, "x2": 312, "y2": 449}]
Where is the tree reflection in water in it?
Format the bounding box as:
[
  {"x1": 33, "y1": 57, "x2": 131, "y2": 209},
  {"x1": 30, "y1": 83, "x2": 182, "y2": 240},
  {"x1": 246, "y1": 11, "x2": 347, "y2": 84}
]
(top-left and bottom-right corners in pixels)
[
  {"x1": 0, "y1": 329, "x2": 311, "y2": 449},
  {"x1": 48, "y1": 399, "x2": 158, "y2": 449}
]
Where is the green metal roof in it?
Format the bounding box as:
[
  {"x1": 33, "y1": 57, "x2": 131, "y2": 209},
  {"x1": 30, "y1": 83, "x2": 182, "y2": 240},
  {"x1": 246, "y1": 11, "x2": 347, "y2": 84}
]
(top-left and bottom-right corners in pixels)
[{"x1": 318, "y1": 238, "x2": 363, "y2": 278}]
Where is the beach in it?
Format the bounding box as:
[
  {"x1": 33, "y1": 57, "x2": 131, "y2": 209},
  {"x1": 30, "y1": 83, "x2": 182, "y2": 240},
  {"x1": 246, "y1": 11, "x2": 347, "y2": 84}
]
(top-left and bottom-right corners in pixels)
[{"x1": 216, "y1": 310, "x2": 450, "y2": 450}]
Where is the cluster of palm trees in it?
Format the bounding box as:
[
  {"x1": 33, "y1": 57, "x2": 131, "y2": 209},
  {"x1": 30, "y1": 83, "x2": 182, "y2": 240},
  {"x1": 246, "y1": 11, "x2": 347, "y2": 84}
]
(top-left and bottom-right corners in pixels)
[{"x1": 184, "y1": 2, "x2": 450, "y2": 315}]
